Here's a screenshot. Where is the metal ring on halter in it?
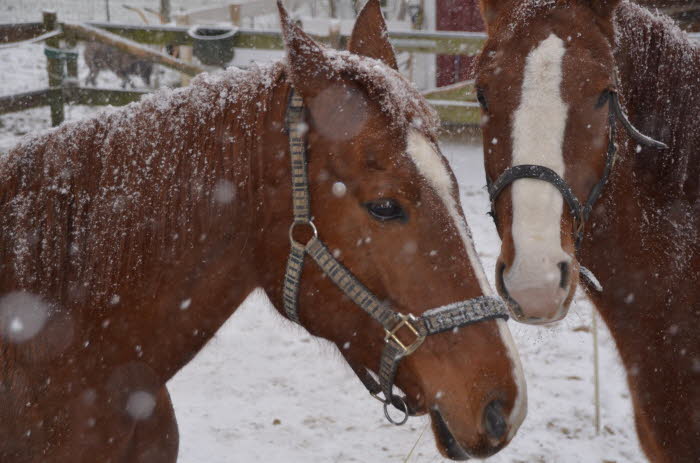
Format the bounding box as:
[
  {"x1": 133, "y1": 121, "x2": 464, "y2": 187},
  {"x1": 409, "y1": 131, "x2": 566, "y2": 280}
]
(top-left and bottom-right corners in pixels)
[
  {"x1": 288, "y1": 220, "x2": 318, "y2": 247},
  {"x1": 383, "y1": 396, "x2": 409, "y2": 425}
]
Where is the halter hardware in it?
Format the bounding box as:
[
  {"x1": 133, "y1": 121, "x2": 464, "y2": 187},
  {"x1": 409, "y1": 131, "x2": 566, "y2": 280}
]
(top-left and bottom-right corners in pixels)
[
  {"x1": 384, "y1": 313, "x2": 425, "y2": 356},
  {"x1": 283, "y1": 88, "x2": 508, "y2": 425},
  {"x1": 288, "y1": 220, "x2": 317, "y2": 247},
  {"x1": 486, "y1": 86, "x2": 667, "y2": 290}
]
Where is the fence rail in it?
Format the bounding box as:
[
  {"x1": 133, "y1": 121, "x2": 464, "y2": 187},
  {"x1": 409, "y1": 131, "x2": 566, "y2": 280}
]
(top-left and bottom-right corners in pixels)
[
  {"x1": 0, "y1": 87, "x2": 150, "y2": 117},
  {"x1": 0, "y1": 13, "x2": 490, "y2": 126}
]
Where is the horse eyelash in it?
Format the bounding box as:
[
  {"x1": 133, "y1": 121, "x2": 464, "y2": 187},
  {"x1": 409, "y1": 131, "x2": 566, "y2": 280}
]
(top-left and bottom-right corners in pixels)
[
  {"x1": 595, "y1": 89, "x2": 612, "y2": 108},
  {"x1": 476, "y1": 87, "x2": 489, "y2": 111}
]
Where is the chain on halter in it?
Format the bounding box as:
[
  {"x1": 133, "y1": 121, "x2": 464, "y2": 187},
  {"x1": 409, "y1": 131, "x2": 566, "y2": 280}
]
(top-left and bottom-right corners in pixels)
[
  {"x1": 485, "y1": 79, "x2": 667, "y2": 291},
  {"x1": 283, "y1": 88, "x2": 509, "y2": 425}
]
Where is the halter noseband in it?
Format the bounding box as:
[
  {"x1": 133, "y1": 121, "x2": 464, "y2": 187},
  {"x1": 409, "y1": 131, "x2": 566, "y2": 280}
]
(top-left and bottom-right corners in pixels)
[
  {"x1": 485, "y1": 87, "x2": 667, "y2": 270},
  {"x1": 283, "y1": 89, "x2": 508, "y2": 425}
]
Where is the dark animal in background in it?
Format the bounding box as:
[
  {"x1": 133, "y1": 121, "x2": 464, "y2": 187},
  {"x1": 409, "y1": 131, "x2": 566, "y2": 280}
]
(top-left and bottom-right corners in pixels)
[{"x1": 83, "y1": 41, "x2": 154, "y2": 88}]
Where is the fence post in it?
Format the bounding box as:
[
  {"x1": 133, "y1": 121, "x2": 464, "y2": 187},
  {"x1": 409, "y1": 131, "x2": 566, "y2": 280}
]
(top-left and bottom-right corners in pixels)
[
  {"x1": 43, "y1": 11, "x2": 64, "y2": 126},
  {"x1": 160, "y1": 0, "x2": 171, "y2": 23}
]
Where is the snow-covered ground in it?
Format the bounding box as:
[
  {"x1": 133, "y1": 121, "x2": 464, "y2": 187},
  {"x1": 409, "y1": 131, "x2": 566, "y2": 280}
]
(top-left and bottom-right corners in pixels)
[{"x1": 0, "y1": 38, "x2": 645, "y2": 463}]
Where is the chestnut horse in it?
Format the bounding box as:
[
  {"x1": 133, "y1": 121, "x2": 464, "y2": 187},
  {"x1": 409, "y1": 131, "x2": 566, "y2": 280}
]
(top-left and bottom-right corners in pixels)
[
  {"x1": 0, "y1": 1, "x2": 526, "y2": 461},
  {"x1": 474, "y1": 0, "x2": 698, "y2": 461}
]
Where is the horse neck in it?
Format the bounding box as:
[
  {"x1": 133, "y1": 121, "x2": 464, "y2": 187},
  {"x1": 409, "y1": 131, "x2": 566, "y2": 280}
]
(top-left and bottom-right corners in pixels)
[
  {"x1": 580, "y1": 2, "x2": 700, "y2": 393},
  {"x1": 120, "y1": 69, "x2": 296, "y2": 381}
]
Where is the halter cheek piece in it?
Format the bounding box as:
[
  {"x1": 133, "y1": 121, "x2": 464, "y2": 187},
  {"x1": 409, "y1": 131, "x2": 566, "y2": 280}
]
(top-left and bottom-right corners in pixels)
[
  {"x1": 283, "y1": 89, "x2": 508, "y2": 425},
  {"x1": 485, "y1": 88, "x2": 667, "y2": 289}
]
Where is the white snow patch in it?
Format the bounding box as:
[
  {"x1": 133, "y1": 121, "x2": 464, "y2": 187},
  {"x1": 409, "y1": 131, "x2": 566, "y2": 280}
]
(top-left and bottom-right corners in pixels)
[
  {"x1": 0, "y1": 291, "x2": 50, "y2": 343},
  {"x1": 126, "y1": 390, "x2": 156, "y2": 420},
  {"x1": 213, "y1": 180, "x2": 236, "y2": 204},
  {"x1": 331, "y1": 181, "x2": 346, "y2": 197}
]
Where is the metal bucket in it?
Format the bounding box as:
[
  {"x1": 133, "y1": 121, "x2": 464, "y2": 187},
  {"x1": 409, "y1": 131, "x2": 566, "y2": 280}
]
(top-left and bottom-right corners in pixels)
[{"x1": 188, "y1": 26, "x2": 237, "y2": 67}]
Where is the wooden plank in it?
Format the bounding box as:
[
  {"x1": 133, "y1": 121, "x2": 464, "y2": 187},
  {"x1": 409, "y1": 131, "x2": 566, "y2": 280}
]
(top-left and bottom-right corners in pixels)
[
  {"x1": 86, "y1": 22, "x2": 487, "y2": 54},
  {"x1": 0, "y1": 22, "x2": 45, "y2": 44},
  {"x1": 429, "y1": 100, "x2": 481, "y2": 126},
  {"x1": 0, "y1": 88, "x2": 54, "y2": 115},
  {"x1": 86, "y1": 22, "x2": 192, "y2": 46},
  {"x1": 423, "y1": 80, "x2": 476, "y2": 101},
  {"x1": 44, "y1": 11, "x2": 65, "y2": 126},
  {"x1": 63, "y1": 87, "x2": 149, "y2": 106},
  {"x1": 1, "y1": 88, "x2": 480, "y2": 126},
  {"x1": 63, "y1": 22, "x2": 205, "y2": 76}
]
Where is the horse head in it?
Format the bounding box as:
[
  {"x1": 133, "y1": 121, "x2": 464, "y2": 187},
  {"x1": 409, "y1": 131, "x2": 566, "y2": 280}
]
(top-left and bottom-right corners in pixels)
[
  {"x1": 258, "y1": 0, "x2": 527, "y2": 458},
  {"x1": 475, "y1": 0, "x2": 663, "y2": 323}
]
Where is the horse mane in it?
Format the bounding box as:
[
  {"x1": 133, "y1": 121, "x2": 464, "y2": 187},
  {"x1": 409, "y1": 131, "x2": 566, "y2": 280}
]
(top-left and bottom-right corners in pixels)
[
  {"x1": 0, "y1": 52, "x2": 438, "y2": 308},
  {"x1": 613, "y1": 1, "x2": 700, "y2": 201}
]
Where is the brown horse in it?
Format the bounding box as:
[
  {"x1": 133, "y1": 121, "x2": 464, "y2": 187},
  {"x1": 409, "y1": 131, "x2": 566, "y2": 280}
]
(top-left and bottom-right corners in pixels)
[
  {"x1": 474, "y1": 0, "x2": 699, "y2": 461},
  {"x1": 0, "y1": 1, "x2": 526, "y2": 461}
]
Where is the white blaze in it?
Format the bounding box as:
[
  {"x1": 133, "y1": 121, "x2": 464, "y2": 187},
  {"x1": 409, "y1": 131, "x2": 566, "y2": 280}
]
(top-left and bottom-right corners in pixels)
[
  {"x1": 405, "y1": 131, "x2": 526, "y2": 430},
  {"x1": 509, "y1": 34, "x2": 570, "y2": 286},
  {"x1": 405, "y1": 131, "x2": 492, "y2": 295}
]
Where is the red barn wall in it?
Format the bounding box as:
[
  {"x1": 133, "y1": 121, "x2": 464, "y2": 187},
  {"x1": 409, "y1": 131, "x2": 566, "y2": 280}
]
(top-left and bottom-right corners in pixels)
[{"x1": 435, "y1": 0, "x2": 484, "y2": 86}]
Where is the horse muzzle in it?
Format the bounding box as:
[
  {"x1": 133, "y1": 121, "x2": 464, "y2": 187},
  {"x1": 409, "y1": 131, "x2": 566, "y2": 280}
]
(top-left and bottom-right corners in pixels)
[
  {"x1": 430, "y1": 400, "x2": 513, "y2": 460},
  {"x1": 497, "y1": 259, "x2": 573, "y2": 324}
]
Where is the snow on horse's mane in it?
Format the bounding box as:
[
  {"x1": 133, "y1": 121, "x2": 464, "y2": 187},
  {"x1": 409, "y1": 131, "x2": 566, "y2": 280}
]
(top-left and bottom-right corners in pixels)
[{"x1": 614, "y1": 1, "x2": 699, "y2": 62}]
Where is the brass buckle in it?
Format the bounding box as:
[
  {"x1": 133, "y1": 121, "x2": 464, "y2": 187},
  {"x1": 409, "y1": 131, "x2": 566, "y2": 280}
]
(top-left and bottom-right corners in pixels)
[{"x1": 384, "y1": 314, "x2": 425, "y2": 356}]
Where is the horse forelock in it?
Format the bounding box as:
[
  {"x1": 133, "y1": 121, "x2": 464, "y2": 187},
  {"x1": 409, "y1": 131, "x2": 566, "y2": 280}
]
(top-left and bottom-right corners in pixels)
[
  {"x1": 504, "y1": 0, "x2": 558, "y2": 32},
  {"x1": 303, "y1": 49, "x2": 440, "y2": 139}
]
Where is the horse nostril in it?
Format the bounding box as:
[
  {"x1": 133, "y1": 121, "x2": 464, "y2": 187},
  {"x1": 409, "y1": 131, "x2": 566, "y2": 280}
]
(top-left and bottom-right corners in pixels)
[
  {"x1": 496, "y1": 261, "x2": 508, "y2": 296},
  {"x1": 483, "y1": 400, "x2": 508, "y2": 441},
  {"x1": 558, "y1": 261, "x2": 570, "y2": 289}
]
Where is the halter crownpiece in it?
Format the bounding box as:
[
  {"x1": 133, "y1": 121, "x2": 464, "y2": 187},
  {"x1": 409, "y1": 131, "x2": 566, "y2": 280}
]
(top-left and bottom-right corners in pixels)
[
  {"x1": 283, "y1": 88, "x2": 509, "y2": 425},
  {"x1": 485, "y1": 86, "x2": 667, "y2": 291}
]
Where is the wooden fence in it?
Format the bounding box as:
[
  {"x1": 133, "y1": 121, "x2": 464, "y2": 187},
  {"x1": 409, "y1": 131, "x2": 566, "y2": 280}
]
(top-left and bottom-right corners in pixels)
[{"x1": 0, "y1": 10, "x2": 491, "y2": 127}]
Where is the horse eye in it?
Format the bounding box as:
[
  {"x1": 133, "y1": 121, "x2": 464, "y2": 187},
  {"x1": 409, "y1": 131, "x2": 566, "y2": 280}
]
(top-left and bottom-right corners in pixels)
[
  {"x1": 476, "y1": 87, "x2": 489, "y2": 111},
  {"x1": 365, "y1": 199, "x2": 407, "y2": 222}
]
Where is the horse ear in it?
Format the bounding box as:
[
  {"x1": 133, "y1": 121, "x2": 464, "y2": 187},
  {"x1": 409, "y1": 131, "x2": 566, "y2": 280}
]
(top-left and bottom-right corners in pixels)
[
  {"x1": 348, "y1": 0, "x2": 398, "y2": 71},
  {"x1": 277, "y1": 0, "x2": 335, "y2": 99},
  {"x1": 584, "y1": 0, "x2": 622, "y2": 18},
  {"x1": 478, "y1": 0, "x2": 509, "y2": 33}
]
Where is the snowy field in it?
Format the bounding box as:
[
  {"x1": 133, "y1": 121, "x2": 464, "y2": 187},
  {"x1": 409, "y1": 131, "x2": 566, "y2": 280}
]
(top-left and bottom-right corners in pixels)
[{"x1": 0, "y1": 28, "x2": 645, "y2": 463}]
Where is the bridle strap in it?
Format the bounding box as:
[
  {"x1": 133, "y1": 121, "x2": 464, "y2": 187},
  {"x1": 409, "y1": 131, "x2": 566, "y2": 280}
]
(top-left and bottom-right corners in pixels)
[
  {"x1": 486, "y1": 89, "x2": 667, "y2": 254},
  {"x1": 487, "y1": 164, "x2": 584, "y2": 240},
  {"x1": 283, "y1": 88, "x2": 508, "y2": 425},
  {"x1": 610, "y1": 91, "x2": 668, "y2": 150}
]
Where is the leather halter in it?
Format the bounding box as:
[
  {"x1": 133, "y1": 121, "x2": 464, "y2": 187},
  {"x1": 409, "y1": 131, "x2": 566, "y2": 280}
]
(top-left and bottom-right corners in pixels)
[
  {"x1": 486, "y1": 88, "x2": 667, "y2": 255},
  {"x1": 283, "y1": 89, "x2": 509, "y2": 425}
]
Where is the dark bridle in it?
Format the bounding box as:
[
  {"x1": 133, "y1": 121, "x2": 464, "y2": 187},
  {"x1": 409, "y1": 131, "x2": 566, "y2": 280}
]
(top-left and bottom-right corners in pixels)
[
  {"x1": 283, "y1": 89, "x2": 509, "y2": 425},
  {"x1": 485, "y1": 84, "x2": 667, "y2": 287}
]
